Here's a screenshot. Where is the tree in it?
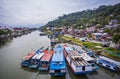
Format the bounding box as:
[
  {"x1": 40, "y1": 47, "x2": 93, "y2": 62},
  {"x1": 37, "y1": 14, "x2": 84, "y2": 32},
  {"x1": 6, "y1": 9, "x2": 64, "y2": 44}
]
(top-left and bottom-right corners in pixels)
[
  {"x1": 0, "y1": 29, "x2": 8, "y2": 35},
  {"x1": 43, "y1": 3, "x2": 120, "y2": 29},
  {"x1": 112, "y1": 34, "x2": 120, "y2": 44}
]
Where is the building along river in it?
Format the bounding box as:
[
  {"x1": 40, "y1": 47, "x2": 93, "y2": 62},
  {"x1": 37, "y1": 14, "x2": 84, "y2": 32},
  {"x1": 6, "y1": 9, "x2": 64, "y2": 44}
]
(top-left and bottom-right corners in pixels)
[{"x1": 0, "y1": 31, "x2": 120, "y2": 79}]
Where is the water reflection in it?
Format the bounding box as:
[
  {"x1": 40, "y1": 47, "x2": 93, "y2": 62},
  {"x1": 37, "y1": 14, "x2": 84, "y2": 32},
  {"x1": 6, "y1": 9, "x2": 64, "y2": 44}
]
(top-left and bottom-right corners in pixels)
[
  {"x1": 0, "y1": 38, "x2": 13, "y2": 48},
  {"x1": 51, "y1": 76, "x2": 66, "y2": 79},
  {"x1": 0, "y1": 31, "x2": 120, "y2": 79},
  {"x1": 21, "y1": 66, "x2": 38, "y2": 73},
  {"x1": 88, "y1": 70, "x2": 98, "y2": 75}
]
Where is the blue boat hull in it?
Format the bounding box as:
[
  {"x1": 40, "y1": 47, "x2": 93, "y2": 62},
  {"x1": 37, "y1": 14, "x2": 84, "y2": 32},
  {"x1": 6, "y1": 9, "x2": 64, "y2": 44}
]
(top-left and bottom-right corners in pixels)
[
  {"x1": 38, "y1": 67, "x2": 49, "y2": 71},
  {"x1": 29, "y1": 65, "x2": 39, "y2": 69},
  {"x1": 96, "y1": 59, "x2": 118, "y2": 71},
  {"x1": 50, "y1": 72, "x2": 66, "y2": 76},
  {"x1": 21, "y1": 62, "x2": 29, "y2": 67},
  {"x1": 97, "y1": 63, "x2": 116, "y2": 71},
  {"x1": 21, "y1": 60, "x2": 31, "y2": 67},
  {"x1": 50, "y1": 45, "x2": 66, "y2": 76},
  {"x1": 74, "y1": 71, "x2": 93, "y2": 74}
]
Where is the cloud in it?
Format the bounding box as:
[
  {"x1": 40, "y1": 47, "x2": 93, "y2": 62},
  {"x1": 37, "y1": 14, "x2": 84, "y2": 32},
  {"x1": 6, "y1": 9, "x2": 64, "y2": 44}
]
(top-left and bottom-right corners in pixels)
[{"x1": 0, "y1": 0, "x2": 120, "y2": 26}]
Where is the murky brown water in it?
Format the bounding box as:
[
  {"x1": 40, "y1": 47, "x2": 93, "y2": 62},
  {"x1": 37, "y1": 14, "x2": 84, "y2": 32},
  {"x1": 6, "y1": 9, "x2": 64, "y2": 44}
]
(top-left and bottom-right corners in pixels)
[{"x1": 0, "y1": 31, "x2": 120, "y2": 79}]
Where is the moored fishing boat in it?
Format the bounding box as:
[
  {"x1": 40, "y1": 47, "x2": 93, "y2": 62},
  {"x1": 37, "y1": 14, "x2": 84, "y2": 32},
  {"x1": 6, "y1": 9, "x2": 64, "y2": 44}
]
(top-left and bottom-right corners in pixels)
[
  {"x1": 29, "y1": 47, "x2": 49, "y2": 69},
  {"x1": 96, "y1": 56, "x2": 120, "y2": 71},
  {"x1": 49, "y1": 45, "x2": 66, "y2": 76},
  {"x1": 29, "y1": 53, "x2": 44, "y2": 69},
  {"x1": 39, "y1": 32, "x2": 46, "y2": 36},
  {"x1": 21, "y1": 52, "x2": 35, "y2": 67},
  {"x1": 35, "y1": 46, "x2": 44, "y2": 54},
  {"x1": 64, "y1": 46, "x2": 98, "y2": 74},
  {"x1": 38, "y1": 50, "x2": 54, "y2": 71}
]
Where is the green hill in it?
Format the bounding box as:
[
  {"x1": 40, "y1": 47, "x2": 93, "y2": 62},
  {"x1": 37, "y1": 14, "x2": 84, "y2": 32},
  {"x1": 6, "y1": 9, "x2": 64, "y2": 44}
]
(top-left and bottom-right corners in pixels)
[{"x1": 44, "y1": 3, "x2": 120, "y2": 29}]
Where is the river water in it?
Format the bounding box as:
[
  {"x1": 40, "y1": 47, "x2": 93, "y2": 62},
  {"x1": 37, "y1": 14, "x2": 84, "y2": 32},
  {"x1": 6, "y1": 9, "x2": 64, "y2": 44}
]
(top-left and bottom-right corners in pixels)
[{"x1": 0, "y1": 31, "x2": 120, "y2": 79}]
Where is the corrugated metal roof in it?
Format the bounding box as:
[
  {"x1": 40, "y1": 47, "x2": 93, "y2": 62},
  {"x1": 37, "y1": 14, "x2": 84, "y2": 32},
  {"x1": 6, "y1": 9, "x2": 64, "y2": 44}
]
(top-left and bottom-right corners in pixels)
[
  {"x1": 23, "y1": 52, "x2": 35, "y2": 60},
  {"x1": 51, "y1": 45, "x2": 64, "y2": 61},
  {"x1": 65, "y1": 46, "x2": 90, "y2": 66},
  {"x1": 64, "y1": 47, "x2": 73, "y2": 51},
  {"x1": 32, "y1": 53, "x2": 44, "y2": 59},
  {"x1": 41, "y1": 50, "x2": 53, "y2": 61},
  {"x1": 81, "y1": 53, "x2": 94, "y2": 61}
]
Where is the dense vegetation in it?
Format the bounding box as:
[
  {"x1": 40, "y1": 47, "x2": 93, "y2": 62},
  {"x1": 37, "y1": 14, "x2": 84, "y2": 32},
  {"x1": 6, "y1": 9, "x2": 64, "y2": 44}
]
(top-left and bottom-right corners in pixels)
[
  {"x1": 44, "y1": 3, "x2": 120, "y2": 28},
  {"x1": 0, "y1": 29, "x2": 9, "y2": 35}
]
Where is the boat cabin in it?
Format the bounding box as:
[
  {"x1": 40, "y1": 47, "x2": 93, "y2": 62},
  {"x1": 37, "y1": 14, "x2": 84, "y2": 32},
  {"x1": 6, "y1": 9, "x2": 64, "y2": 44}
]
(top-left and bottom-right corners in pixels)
[
  {"x1": 29, "y1": 53, "x2": 44, "y2": 69},
  {"x1": 96, "y1": 56, "x2": 120, "y2": 71},
  {"x1": 21, "y1": 52, "x2": 35, "y2": 67},
  {"x1": 38, "y1": 50, "x2": 53, "y2": 71},
  {"x1": 64, "y1": 46, "x2": 98, "y2": 74},
  {"x1": 50, "y1": 45, "x2": 66, "y2": 76}
]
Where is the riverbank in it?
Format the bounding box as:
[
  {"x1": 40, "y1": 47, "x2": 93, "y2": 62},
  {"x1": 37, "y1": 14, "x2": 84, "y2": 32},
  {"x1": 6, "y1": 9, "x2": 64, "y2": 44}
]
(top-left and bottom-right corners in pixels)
[
  {"x1": 61, "y1": 35, "x2": 120, "y2": 61},
  {"x1": 101, "y1": 47, "x2": 120, "y2": 62},
  {"x1": 61, "y1": 36, "x2": 102, "y2": 50},
  {"x1": 0, "y1": 31, "x2": 120, "y2": 79},
  {"x1": 40, "y1": 29, "x2": 120, "y2": 62},
  {"x1": 0, "y1": 29, "x2": 36, "y2": 42}
]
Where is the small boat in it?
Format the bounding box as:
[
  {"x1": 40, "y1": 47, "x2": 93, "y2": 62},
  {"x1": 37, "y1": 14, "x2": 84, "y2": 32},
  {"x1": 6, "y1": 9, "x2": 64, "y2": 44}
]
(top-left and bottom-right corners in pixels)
[
  {"x1": 29, "y1": 53, "x2": 44, "y2": 69},
  {"x1": 38, "y1": 50, "x2": 54, "y2": 71},
  {"x1": 64, "y1": 46, "x2": 98, "y2": 74},
  {"x1": 35, "y1": 47, "x2": 44, "y2": 54},
  {"x1": 96, "y1": 56, "x2": 120, "y2": 71},
  {"x1": 39, "y1": 33, "x2": 46, "y2": 36},
  {"x1": 49, "y1": 45, "x2": 66, "y2": 76},
  {"x1": 29, "y1": 48, "x2": 49, "y2": 69},
  {"x1": 21, "y1": 52, "x2": 35, "y2": 67}
]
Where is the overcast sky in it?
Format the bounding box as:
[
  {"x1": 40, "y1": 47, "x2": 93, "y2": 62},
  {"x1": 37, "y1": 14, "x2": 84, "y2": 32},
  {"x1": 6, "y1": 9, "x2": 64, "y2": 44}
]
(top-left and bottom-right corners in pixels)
[{"x1": 0, "y1": 0, "x2": 120, "y2": 27}]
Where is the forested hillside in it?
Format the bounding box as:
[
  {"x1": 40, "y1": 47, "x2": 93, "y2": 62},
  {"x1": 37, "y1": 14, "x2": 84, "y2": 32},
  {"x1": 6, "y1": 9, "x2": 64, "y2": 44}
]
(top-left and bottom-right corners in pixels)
[{"x1": 44, "y1": 3, "x2": 120, "y2": 29}]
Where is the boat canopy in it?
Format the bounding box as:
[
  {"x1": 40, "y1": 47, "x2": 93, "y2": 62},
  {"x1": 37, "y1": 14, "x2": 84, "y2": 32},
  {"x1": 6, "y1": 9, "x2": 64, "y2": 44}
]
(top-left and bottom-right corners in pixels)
[
  {"x1": 73, "y1": 59, "x2": 91, "y2": 66},
  {"x1": 65, "y1": 47, "x2": 91, "y2": 66},
  {"x1": 32, "y1": 53, "x2": 44, "y2": 59},
  {"x1": 52, "y1": 51, "x2": 64, "y2": 61},
  {"x1": 80, "y1": 53, "x2": 94, "y2": 61},
  {"x1": 41, "y1": 50, "x2": 53, "y2": 61},
  {"x1": 64, "y1": 47, "x2": 73, "y2": 51},
  {"x1": 52, "y1": 45, "x2": 64, "y2": 62},
  {"x1": 23, "y1": 52, "x2": 35, "y2": 60},
  {"x1": 67, "y1": 50, "x2": 82, "y2": 59}
]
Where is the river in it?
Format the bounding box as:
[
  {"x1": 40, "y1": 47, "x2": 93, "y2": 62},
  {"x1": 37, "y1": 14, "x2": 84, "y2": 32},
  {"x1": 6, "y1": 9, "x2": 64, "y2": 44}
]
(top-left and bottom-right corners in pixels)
[{"x1": 0, "y1": 31, "x2": 120, "y2": 79}]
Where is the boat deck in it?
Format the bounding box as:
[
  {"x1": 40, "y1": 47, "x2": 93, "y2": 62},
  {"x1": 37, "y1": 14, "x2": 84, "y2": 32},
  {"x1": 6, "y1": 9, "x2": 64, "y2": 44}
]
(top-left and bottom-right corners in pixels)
[
  {"x1": 68, "y1": 50, "x2": 82, "y2": 59},
  {"x1": 32, "y1": 53, "x2": 44, "y2": 59},
  {"x1": 52, "y1": 46, "x2": 64, "y2": 62},
  {"x1": 80, "y1": 53, "x2": 94, "y2": 61},
  {"x1": 73, "y1": 59, "x2": 90, "y2": 66},
  {"x1": 23, "y1": 52, "x2": 35, "y2": 60},
  {"x1": 66, "y1": 50, "x2": 91, "y2": 66},
  {"x1": 74, "y1": 45, "x2": 86, "y2": 53},
  {"x1": 41, "y1": 50, "x2": 53, "y2": 61}
]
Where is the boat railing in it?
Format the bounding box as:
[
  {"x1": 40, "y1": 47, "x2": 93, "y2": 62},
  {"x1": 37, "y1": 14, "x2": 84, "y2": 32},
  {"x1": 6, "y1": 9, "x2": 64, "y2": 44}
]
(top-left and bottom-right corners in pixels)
[{"x1": 72, "y1": 59, "x2": 90, "y2": 66}]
